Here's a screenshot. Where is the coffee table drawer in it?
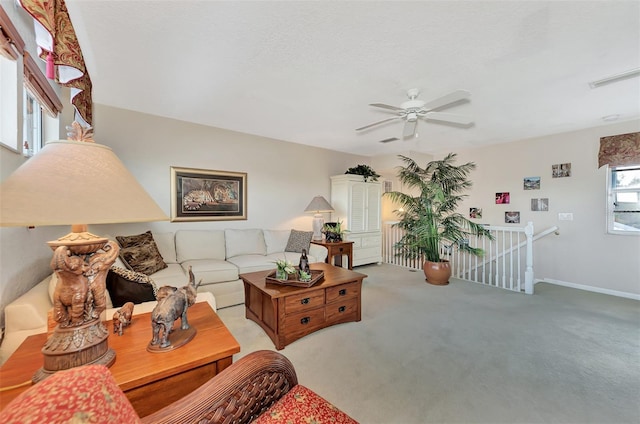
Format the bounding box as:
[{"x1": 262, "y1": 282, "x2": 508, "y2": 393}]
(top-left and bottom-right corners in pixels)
[
  {"x1": 326, "y1": 281, "x2": 359, "y2": 303},
  {"x1": 325, "y1": 297, "x2": 359, "y2": 324},
  {"x1": 284, "y1": 308, "x2": 325, "y2": 333},
  {"x1": 285, "y1": 291, "x2": 325, "y2": 314}
]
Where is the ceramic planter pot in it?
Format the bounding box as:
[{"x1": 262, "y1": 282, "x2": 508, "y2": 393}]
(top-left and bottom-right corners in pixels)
[{"x1": 423, "y1": 260, "x2": 451, "y2": 285}]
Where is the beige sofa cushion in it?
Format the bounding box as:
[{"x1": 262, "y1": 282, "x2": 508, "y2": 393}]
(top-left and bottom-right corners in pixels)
[
  {"x1": 180, "y1": 259, "x2": 239, "y2": 286},
  {"x1": 224, "y1": 229, "x2": 266, "y2": 258},
  {"x1": 263, "y1": 229, "x2": 291, "y2": 255},
  {"x1": 176, "y1": 230, "x2": 226, "y2": 262},
  {"x1": 149, "y1": 263, "x2": 187, "y2": 287},
  {"x1": 152, "y1": 232, "x2": 178, "y2": 264}
]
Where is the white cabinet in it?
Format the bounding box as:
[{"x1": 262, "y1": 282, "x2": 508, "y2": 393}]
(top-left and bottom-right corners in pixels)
[{"x1": 330, "y1": 175, "x2": 382, "y2": 266}]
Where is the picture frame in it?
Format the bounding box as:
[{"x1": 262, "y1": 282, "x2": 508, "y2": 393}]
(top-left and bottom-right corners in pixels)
[
  {"x1": 170, "y1": 166, "x2": 247, "y2": 222},
  {"x1": 523, "y1": 176, "x2": 540, "y2": 190},
  {"x1": 531, "y1": 198, "x2": 549, "y2": 211},
  {"x1": 505, "y1": 211, "x2": 520, "y2": 224},
  {"x1": 495, "y1": 192, "x2": 510, "y2": 204},
  {"x1": 552, "y1": 163, "x2": 571, "y2": 178}
]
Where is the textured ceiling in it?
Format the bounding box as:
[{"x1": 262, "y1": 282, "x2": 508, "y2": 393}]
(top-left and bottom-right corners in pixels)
[{"x1": 65, "y1": 1, "x2": 640, "y2": 156}]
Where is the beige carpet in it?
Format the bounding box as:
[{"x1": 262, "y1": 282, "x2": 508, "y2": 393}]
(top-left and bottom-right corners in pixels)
[{"x1": 217, "y1": 264, "x2": 640, "y2": 424}]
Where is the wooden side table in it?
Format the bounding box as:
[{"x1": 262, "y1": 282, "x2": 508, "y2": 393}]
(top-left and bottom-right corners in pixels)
[
  {"x1": 311, "y1": 240, "x2": 354, "y2": 270},
  {"x1": 0, "y1": 302, "x2": 240, "y2": 417}
]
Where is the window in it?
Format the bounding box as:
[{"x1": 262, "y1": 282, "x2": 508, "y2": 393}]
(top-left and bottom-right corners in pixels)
[
  {"x1": 0, "y1": 52, "x2": 18, "y2": 151},
  {"x1": 608, "y1": 166, "x2": 640, "y2": 234},
  {"x1": 23, "y1": 88, "x2": 42, "y2": 156}
]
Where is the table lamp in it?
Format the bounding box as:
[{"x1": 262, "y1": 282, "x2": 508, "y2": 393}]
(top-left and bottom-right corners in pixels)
[
  {"x1": 0, "y1": 122, "x2": 168, "y2": 382},
  {"x1": 304, "y1": 196, "x2": 334, "y2": 241}
]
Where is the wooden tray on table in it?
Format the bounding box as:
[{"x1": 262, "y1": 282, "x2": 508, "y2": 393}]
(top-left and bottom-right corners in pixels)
[{"x1": 265, "y1": 269, "x2": 324, "y2": 288}]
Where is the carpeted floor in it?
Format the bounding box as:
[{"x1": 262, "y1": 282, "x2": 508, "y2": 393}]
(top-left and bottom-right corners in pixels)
[{"x1": 217, "y1": 263, "x2": 640, "y2": 424}]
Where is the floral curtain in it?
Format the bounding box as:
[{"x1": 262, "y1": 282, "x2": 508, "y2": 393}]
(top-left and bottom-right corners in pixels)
[
  {"x1": 598, "y1": 132, "x2": 640, "y2": 168},
  {"x1": 19, "y1": 0, "x2": 92, "y2": 125}
]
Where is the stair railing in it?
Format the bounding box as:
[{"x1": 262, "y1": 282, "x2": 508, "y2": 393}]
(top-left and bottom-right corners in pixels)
[{"x1": 382, "y1": 221, "x2": 559, "y2": 294}]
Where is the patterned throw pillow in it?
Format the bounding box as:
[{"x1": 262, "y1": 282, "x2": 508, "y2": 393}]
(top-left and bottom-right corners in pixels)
[
  {"x1": 116, "y1": 231, "x2": 167, "y2": 275},
  {"x1": 285, "y1": 230, "x2": 313, "y2": 253},
  {"x1": 106, "y1": 266, "x2": 158, "y2": 307},
  {"x1": 1, "y1": 365, "x2": 141, "y2": 423}
]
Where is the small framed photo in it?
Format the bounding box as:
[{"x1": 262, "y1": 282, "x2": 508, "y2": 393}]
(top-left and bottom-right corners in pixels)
[
  {"x1": 171, "y1": 166, "x2": 247, "y2": 222},
  {"x1": 524, "y1": 176, "x2": 540, "y2": 190},
  {"x1": 505, "y1": 211, "x2": 520, "y2": 224},
  {"x1": 495, "y1": 192, "x2": 510, "y2": 204},
  {"x1": 469, "y1": 207, "x2": 482, "y2": 219},
  {"x1": 531, "y1": 198, "x2": 549, "y2": 211},
  {"x1": 552, "y1": 163, "x2": 571, "y2": 178}
]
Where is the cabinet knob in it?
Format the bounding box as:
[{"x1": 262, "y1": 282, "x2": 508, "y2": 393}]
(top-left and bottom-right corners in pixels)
[
  {"x1": 300, "y1": 317, "x2": 310, "y2": 325},
  {"x1": 301, "y1": 298, "x2": 310, "y2": 305},
  {"x1": 339, "y1": 289, "x2": 347, "y2": 296},
  {"x1": 338, "y1": 306, "x2": 346, "y2": 313}
]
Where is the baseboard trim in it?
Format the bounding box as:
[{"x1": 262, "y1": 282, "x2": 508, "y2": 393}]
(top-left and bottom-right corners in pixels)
[{"x1": 536, "y1": 278, "x2": 640, "y2": 301}]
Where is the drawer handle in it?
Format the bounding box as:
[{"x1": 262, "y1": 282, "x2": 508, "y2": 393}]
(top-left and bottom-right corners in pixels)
[
  {"x1": 301, "y1": 298, "x2": 310, "y2": 305},
  {"x1": 338, "y1": 306, "x2": 346, "y2": 313},
  {"x1": 300, "y1": 317, "x2": 310, "y2": 325},
  {"x1": 339, "y1": 289, "x2": 347, "y2": 296}
]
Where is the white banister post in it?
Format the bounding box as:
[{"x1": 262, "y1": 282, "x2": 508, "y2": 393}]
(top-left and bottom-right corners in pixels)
[{"x1": 524, "y1": 221, "x2": 534, "y2": 294}]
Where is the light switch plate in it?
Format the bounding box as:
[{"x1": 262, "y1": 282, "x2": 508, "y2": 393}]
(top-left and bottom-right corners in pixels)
[{"x1": 558, "y1": 212, "x2": 573, "y2": 221}]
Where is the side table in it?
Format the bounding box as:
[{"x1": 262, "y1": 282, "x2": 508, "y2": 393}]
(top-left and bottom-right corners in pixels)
[
  {"x1": 311, "y1": 240, "x2": 354, "y2": 270},
  {"x1": 0, "y1": 302, "x2": 240, "y2": 417}
]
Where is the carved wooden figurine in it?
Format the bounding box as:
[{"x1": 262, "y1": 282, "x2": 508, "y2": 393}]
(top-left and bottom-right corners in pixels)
[{"x1": 113, "y1": 302, "x2": 134, "y2": 336}]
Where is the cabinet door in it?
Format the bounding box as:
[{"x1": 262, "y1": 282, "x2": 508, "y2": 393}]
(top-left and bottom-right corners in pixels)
[
  {"x1": 350, "y1": 183, "x2": 367, "y2": 232},
  {"x1": 365, "y1": 183, "x2": 381, "y2": 231}
]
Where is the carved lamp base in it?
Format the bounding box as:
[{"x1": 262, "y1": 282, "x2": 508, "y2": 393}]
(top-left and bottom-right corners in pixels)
[{"x1": 33, "y1": 319, "x2": 116, "y2": 383}]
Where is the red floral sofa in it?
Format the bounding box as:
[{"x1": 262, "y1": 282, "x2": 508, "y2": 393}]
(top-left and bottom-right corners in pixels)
[{"x1": 1, "y1": 350, "x2": 357, "y2": 424}]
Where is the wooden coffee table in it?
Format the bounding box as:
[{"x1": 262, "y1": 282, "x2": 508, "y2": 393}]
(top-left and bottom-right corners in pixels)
[
  {"x1": 0, "y1": 302, "x2": 240, "y2": 417},
  {"x1": 241, "y1": 263, "x2": 367, "y2": 350}
]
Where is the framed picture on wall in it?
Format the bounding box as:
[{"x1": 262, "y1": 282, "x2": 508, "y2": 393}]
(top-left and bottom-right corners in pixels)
[
  {"x1": 170, "y1": 166, "x2": 247, "y2": 222},
  {"x1": 495, "y1": 192, "x2": 510, "y2": 204},
  {"x1": 523, "y1": 176, "x2": 540, "y2": 190},
  {"x1": 505, "y1": 211, "x2": 520, "y2": 224},
  {"x1": 531, "y1": 198, "x2": 549, "y2": 211},
  {"x1": 469, "y1": 207, "x2": 482, "y2": 218},
  {"x1": 552, "y1": 163, "x2": 571, "y2": 178}
]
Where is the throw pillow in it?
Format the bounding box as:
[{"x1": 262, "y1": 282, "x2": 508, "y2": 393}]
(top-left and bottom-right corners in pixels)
[
  {"x1": 1, "y1": 365, "x2": 141, "y2": 424},
  {"x1": 106, "y1": 266, "x2": 158, "y2": 307},
  {"x1": 116, "y1": 231, "x2": 167, "y2": 275},
  {"x1": 285, "y1": 230, "x2": 313, "y2": 253}
]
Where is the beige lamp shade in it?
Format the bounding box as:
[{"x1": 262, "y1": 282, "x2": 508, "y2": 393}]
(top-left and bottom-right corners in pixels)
[
  {"x1": 304, "y1": 196, "x2": 334, "y2": 241},
  {"x1": 0, "y1": 140, "x2": 167, "y2": 227},
  {"x1": 304, "y1": 196, "x2": 334, "y2": 214}
]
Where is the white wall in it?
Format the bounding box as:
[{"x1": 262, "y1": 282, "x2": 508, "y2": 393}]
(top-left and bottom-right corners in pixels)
[{"x1": 452, "y1": 120, "x2": 640, "y2": 296}]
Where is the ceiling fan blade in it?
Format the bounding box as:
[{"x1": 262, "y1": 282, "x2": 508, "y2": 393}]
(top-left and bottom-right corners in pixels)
[
  {"x1": 369, "y1": 103, "x2": 405, "y2": 112},
  {"x1": 422, "y1": 89, "x2": 470, "y2": 111},
  {"x1": 356, "y1": 116, "x2": 401, "y2": 131},
  {"x1": 379, "y1": 137, "x2": 399, "y2": 143},
  {"x1": 403, "y1": 119, "x2": 417, "y2": 138},
  {"x1": 423, "y1": 111, "x2": 474, "y2": 125}
]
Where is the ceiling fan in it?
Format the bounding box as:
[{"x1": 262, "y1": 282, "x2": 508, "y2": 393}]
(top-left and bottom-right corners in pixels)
[{"x1": 356, "y1": 88, "x2": 473, "y2": 142}]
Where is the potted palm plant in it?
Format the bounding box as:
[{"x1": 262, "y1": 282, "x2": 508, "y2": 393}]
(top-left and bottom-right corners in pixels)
[{"x1": 385, "y1": 153, "x2": 492, "y2": 285}]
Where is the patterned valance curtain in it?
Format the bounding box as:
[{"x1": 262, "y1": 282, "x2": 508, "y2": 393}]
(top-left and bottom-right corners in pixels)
[
  {"x1": 598, "y1": 132, "x2": 640, "y2": 168},
  {"x1": 19, "y1": 0, "x2": 92, "y2": 126}
]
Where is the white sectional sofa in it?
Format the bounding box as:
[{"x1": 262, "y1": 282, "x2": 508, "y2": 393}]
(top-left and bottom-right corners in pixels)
[{"x1": 0, "y1": 228, "x2": 327, "y2": 364}]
